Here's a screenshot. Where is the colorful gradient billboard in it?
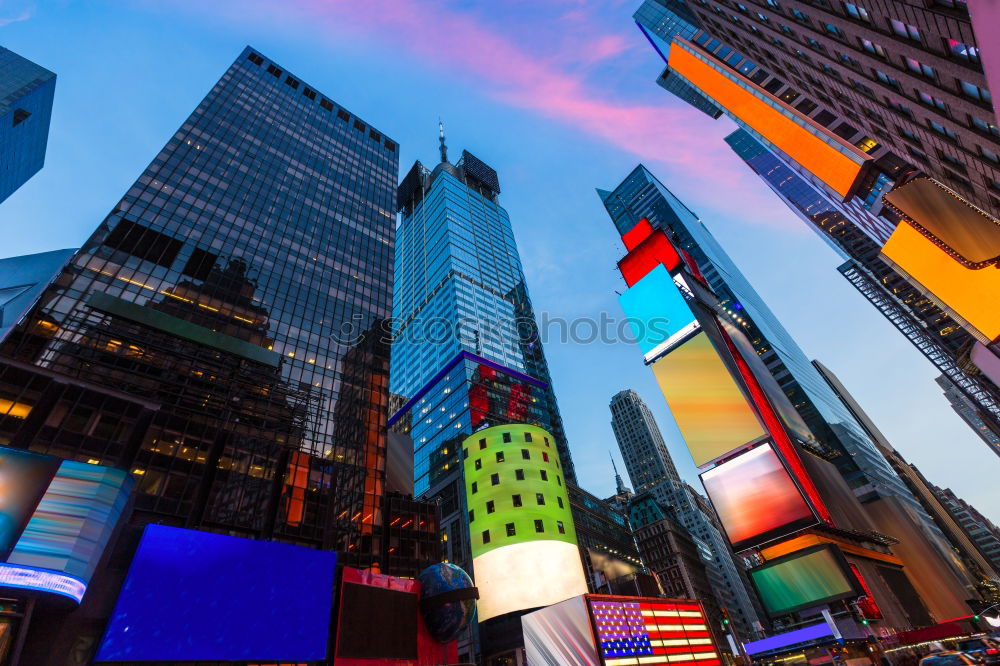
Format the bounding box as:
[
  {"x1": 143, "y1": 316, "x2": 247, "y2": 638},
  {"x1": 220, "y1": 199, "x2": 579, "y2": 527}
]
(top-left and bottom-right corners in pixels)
[
  {"x1": 701, "y1": 443, "x2": 816, "y2": 551},
  {"x1": 749, "y1": 545, "x2": 861, "y2": 616},
  {"x1": 650, "y1": 331, "x2": 765, "y2": 467}
]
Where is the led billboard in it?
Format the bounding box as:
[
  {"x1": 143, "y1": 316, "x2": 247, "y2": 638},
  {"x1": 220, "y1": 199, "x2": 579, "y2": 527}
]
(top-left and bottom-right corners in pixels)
[
  {"x1": 749, "y1": 545, "x2": 861, "y2": 617},
  {"x1": 95, "y1": 525, "x2": 337, "y2": 662},
  {"x1": 0, "y1": 447, "x2": 60, "y2": 560},
  {"x1": 463, "y1": 424, "x2": 587, "y2": 622},
  {"x1": 588, "y1": 596, "x2": 719, "y2": 666},
  {"x1": 700, "y1": 443, "x2": 817, "y2": 551},
  {"x1": 668, "y1": 38, "x2": 870, "y2": 199},
  {"x1": 650, "y1": 331, "x2": 765, "y2": 467},
  {"x1": 619, "y1": 265, "x2": 697, "y2": 356}
]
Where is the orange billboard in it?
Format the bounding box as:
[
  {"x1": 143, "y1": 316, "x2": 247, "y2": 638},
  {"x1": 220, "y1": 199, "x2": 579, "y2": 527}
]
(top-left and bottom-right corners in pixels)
[
  {"x1": 650, "y1": 331, "x2": 766, "y2": 467},
  {"x1": 668, "y1": 39, "x2": 869, "y2": 199}
]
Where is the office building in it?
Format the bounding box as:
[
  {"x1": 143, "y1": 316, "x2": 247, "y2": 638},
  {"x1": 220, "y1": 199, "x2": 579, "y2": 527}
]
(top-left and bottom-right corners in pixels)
[
  {"x1": 0, "y1": 47, "x2": 404, "y2": 662},
  {"x1": 611, "y1": 389, "x2": 682, "y2": 494},
  {"x1": 0, "y1": 249, "x2": 76, "y2": 343},
  {"x1": 608, "y1": 388, "x2": 762, "y2": 639},
  {"x1": 604, "y1": 164, "x2": 985, "y2": 635},
  {"x1": 725, "y1": 128, "x2": 1000, "y2": 446},
  {"x1": 936, "y1": 374, "x2": 1000, "y2": 457},
  {"x1": 933, "y1": 485, "x2": 1000, "y2": 575},
  {"x1": 0, "y1": 47, "x2": 55, "y2": 203}
]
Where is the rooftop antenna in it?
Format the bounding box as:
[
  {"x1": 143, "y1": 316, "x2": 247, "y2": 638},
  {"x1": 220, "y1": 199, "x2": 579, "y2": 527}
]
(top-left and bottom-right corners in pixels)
[
  {"x1": 610, "y1": 452, "x2": 628, "y2": 495},
  {"x1": 438, "y1": 118, "x2": 448, "y2": 163}
]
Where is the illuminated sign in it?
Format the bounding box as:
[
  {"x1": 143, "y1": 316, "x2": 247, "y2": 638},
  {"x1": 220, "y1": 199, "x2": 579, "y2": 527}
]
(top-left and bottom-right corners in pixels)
[
  {"x1": 650, "y1": 331, "x2": 766, "y2": 467},
  {"x1": 881, "y1": 180, "x2": 1000, "y2": 341},
  {"x1": 0, "y1": 447, "x2": 60, "y2": 560},
  {"x1": 589, "y1": 596, "x2": 719, "y2": 666},
  {"x1": 700, "y1": 443, "x2": 817, "y2": 551},
  {"x1": 743, "y1": 622, "x2": 835, "y2": 657},
  {"x1": 0, "y1": 563, "x2": 86, "y2": 603},
  {"x1": 96, "y1": 525, "x2": 337, "y2": 662},
  {"x1": 749, "y1": 545, "x2": 861, "y2": 617},
  {"x1": 618, "y1": 230, "x2": 683, "y2": 287},
  {"x1": 668, "y1": 38, "x2": 870, "y2": 199},
  {"x1": 619, "y1": 265, "x2": 698, "y2": 356},
  {"x1": 463, "y1": 424, "x2": 587, "y2": 622}
]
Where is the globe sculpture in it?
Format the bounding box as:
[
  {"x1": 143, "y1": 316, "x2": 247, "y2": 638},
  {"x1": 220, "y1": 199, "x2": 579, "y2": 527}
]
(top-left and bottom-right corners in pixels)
[{"x1": 417, "y1": 562, "x2": 478, "y2": 644}]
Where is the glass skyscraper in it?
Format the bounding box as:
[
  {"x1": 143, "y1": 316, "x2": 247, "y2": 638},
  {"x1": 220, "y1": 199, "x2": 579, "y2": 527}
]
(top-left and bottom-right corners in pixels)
[
  {"x1": 0, "y1": 47, "x2": 400, "y2": 568},
  {"x1": 0, "y1": 46, "x2": 55, "y2": 203},
  {"x1": 601, "y1": 165, "x2": 915, "y2": 505}
]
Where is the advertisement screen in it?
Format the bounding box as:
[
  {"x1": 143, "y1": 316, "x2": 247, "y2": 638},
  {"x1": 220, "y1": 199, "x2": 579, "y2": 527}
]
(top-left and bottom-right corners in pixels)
[
  {"x1": 588, "y1": 596, "x2": 719, "y2": 666},
  {"x1": 0, "y1": 447, "x2": 61, "y2": 560},
  {"x1": 337, "y1": 583, "x2": 417, "y2": 659},
  {"x1": 619, "y1": 265, "x2": 697, "y2": 356},
  {"x1": 701, "y1": 444, "x2": 816, "y2": 551},
  {"x1": 95, "y1": 525, "x2": 337, "y2": 662},
  {"x1": 650, "y1": 331, "x2": 765, "y2": 467},
  {"x1": 749, "y1": 545, "x2": 860, "y2": 617}
]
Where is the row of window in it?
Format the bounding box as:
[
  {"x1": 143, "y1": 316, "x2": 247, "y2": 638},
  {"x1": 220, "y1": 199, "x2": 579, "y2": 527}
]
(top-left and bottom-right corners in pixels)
[
  {"x1": 480, "y1": 519, "x2": 566, "y2": 543},
  {"x1": 469, "y1": 467, "x2": 562, "y2": 492},
  {"x1": 472, "y1": 448, "x2": 550, "y2": 469},
  {"x1": 469, "y1": 492, "x2": 565, "y2": 520}
]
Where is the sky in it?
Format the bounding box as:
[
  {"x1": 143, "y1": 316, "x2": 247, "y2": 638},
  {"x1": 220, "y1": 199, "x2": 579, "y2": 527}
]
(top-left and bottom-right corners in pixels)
[{"x1": 0, "y1": 0, "x2": 997, "y2": 522}]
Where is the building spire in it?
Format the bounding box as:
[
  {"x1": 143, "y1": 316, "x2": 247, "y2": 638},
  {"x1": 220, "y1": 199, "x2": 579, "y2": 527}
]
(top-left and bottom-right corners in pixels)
[
  {"x1": 438, "y1": 118, "x2": 448, "y2": 164},
  {"x1": 610, "y1": 451, "x2": 628, "y2": 495}
]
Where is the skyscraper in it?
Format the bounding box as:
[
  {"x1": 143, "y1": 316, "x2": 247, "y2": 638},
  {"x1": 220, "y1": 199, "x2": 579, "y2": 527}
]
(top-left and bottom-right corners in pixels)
[
  {"x1": 936, "y1": 374, "x2": 1000, "y2": 457},
  {"x1": 609, "y1": 388, "x2": 763, "y2": 640},
  {"x1": 0, "y1": 47, "x2": 55, "y2": 203},
  {"x1": 0, "y1": 249, "x2": 76, "y2": 343},
  {"x1": 932, "y1": 486, "x2": 1000, "y2": 575},
  {"x1": 611, "y1": 389, "x2": 682, "y2": 494},
  {"x1": 0, "y1": 46, "x2": 399, "y2": 574}
]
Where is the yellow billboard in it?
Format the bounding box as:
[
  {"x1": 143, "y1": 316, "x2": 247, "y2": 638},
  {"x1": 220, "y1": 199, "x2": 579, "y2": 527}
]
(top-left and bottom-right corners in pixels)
[{"x1": 650, "y1": 331, "x2": 766, "y2": 467}]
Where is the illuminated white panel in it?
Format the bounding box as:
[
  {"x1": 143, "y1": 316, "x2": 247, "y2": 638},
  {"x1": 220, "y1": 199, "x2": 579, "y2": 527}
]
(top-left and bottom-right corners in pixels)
[
  {"x1": 472, "y1": 540, "x2": 588, "y2": 622},
  {"x1": 0, "y1": 562, "x2": 86, "y2": 603}
]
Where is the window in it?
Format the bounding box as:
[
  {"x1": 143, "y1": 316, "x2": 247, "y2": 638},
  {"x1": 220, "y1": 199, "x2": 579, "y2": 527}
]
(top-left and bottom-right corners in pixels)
[
  {"x1": 890, "y1": 19, "x2": 920, "y2": 41},
  {"x1": 557, "y1": 521, "x2": 566, "y2": 535},
  {"x1": 852, "y1": 79, "x2": 876, "y2": 97},
  {"x1": 856, "y1": 137, "x2": 879, "y2": 152},
  {"x1": 886, "y1": 97, "x2": 913, "y2": 117},
  {"x1": 506, "y1": 523, "x2": 516, "y2": 537},
  {"x1": 502, "y1": 432, "x2": 511, "y2": 443},
  {"x1": 557, "y1": 497, "x2": 564, "y2": 508},
  {"x1": 181, "y1": 247, "x2": 218, "y2": 281},
  {"x1": 247, "y1": 52, "x2": 264, "y2": 65},
  {"x1": 947, "y1": 39, "x2": 979, "y2": 64},
  {"x1": 791, "y1": 8, "x2": 809, "y2": 21},
  {"x1": 959, "y1": 79, "x2": 991, "y2": 104},
  {"x1": 843, "y1": 2, "x2": 870, "y2": 21},
  {"x1": 535, "y1": 519, "x2": 545, "y2": 533},
  {"x1": 917, "y1": 90, "x2": 947, "y2": 111},
  {"x1": 806, "y1": 38, "x2": 824, "y2": 51},
  {"x1": 486, "y1": 500, "x2": 495, "y2": 514},
  {"x1": 479, "y1": 439, "x2": 487, "y2": 449},
  {"x1": 515, "y1": 469, "x2": 525, "y2": 481},
  {"x1": 474, "y1": 458, "x2": 482, "y2": 470},
  {"x1": 824, "y1": 23, "x2": 845, "y2": 38},
  {"x1": 462, "y1": 448, "x2": 469, "y2": 460},
  {"x1": 874, "y1": 70, "x2": 900, "y2": 88},
  {"x1": 536, "y1": 493, "x2": 546, "y2": 506},
  {"x1": 266, "y1": 64, "x2": 282, "y2": 77},
  {"x1": 860, "y1": 38, "x2": 888, "y2": 58},
  {"x1": 369, "y1": 129, "x2": 381, "y2": 142},
  {"x1": 899, "y1": 126, "x2": 922, "y2": 144},
  {"x1": 512, "y1": 494, "x2": 522, "y2": 507},
  {"x1": 542, "y1": 452, "x2": 549, "y2": 463},
  {"x1": 905, "y1": 57, "x2": 935, "y2": 79},
  {"x1": 540, "y1": 470, "x2": 548, "y2": 481},
  {"x1": 469, "y1": 509, "x2": 475, "y2": 522},
  {"x1": 495, "y1": 451, "x2": 505, "y2": 463},
  {"x1": 385, "y1": 138, "x2": 398, "y2": 152},
  {"x1": 12, "y1": 109, "x2": 30, "y2": 126},
  {"x1": 320, "y1": 98, "x2": 334, "y2": 111},
  {"x1": 521, "y1": 449, "x2": 530, "y2": 460},
  {"x1": 302, "y1": 87, "x2": 317, "y2": 100},
  {"x1": 524, "y1": 432, "x2": 532, "y2": 442},
  {"x1": 980, "y1": 146, "x2": 1000, "y2": 164},
  {"x1": 837, "y1": 51, "x2": 860, "y2": 68},
  {"x1": 755, "y1": 11, "x2": 769, "y2": 22},
  {"x1": 544, "y1": 437, "x2": 550, "y2": 447},
  {"x1": 491, "y1": 473, "x2": 500, "y2": 486},
  {"x1": 939, "y1": 151, "x2": 966, "y2": 171},
  {"x1": 336, "y1": 108, "x2": 350, "y2": 122},
  {"x1": 482, "y1": 530, "x2": 490, "y2": 544},
  {"x1": 970, "y1": 115, "x2": 999, "y2": 137},
  {"x1": 284, "y1": 75, "x2": 300, "y2": 89},
  {"x1": 557, "y1": 476, "x2": 562, "y2": 486},
  {"x1": 934, "y1": 0, "x2": 967, "y2": 10},
  {"x1": 907, "y1": 145, "x2": 930, "y2": 162},
  {"x1": 471, "y1": 482, "x2": 478, "y2": 494}
]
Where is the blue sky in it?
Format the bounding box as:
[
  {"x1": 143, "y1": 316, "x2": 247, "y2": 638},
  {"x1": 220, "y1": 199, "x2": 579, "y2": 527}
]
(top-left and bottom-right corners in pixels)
[{"x1": 1, "y1": 0, "x2": 996, "y2": 521}]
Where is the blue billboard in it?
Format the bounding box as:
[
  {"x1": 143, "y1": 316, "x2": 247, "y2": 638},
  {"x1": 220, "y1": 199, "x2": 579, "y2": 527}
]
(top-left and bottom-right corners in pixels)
[
  {"x1": 618, "y1": 264, "x2": 697, "y2": 356},
  {"x1": 95, "y1": 525, "x2": 337, "y2": 662}
]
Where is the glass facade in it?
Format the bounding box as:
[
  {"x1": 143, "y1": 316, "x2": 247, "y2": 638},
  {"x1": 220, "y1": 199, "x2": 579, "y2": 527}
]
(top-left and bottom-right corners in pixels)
[
  {"x1": 0, "y1": 249, "x2": 76, "y2": 343},
  {"x1": 0, "y1": 46, "x2": 55, "y2": 203},
  {"x1": 601, "y1": 165, "x2": 912, "y2": 505},
  {"x1": 0, "y1": 47, "x2": 398, "y2": 566}
]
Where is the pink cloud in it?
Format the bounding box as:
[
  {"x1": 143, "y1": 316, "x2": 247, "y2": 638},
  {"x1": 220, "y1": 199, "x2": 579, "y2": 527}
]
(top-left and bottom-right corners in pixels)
[{"x1": 0, "y1": 9, "x2": 31, "y2": 27}]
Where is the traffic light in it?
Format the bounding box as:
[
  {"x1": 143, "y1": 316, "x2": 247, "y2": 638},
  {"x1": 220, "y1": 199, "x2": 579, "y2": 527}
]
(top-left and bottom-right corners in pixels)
[{"x1": 721, "y1": 607, "x2": 732, "y2": 629}]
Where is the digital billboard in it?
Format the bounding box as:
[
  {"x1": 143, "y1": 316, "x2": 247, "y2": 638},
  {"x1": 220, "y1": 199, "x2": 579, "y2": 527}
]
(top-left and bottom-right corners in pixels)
[
  {"x1": 650, "y1": 331, "x2": 766, "y2": 467},
  {"x1": 619, "y1": 265, "x2": 697, "y2": 356},
  {"x1": 588, "y1": 596, "x2": 719, "y2": 666},
  {"x1": 0, "y1": 447, "x2": 61, "y2": 560},
  {"x1": 668, "y1": 38, "x2": 870, "y2": 199},
  {"x1": 463, "y1": 424, "x2": 588, "y2": 622},
  {"x1": 749, "y1": 545, "x2": 861, "y2": 617},
  {"x1": 700, "y1": 443, "x2": 817, "y2": 552},
  {"x1": 95, "y1": 525, "x2": 337, "y2": 662}
]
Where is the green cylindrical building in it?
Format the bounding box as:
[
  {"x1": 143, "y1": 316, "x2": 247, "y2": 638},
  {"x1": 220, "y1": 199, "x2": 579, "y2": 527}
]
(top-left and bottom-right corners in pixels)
[{"x1": 462, "y1": 424, "x2": 587, "y2": 622}]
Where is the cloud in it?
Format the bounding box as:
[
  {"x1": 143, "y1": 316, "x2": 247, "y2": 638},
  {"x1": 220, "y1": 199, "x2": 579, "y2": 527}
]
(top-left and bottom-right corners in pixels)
[{"x1": 0, "y1": 9, "x2": 31, "y2": 27}]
